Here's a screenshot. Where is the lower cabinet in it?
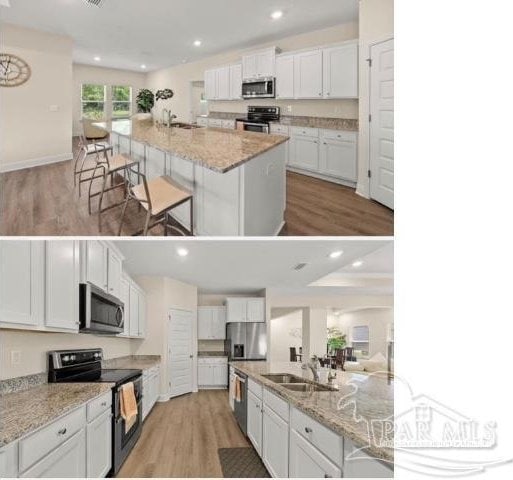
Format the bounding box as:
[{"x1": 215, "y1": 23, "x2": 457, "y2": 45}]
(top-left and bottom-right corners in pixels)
[
  {"x1": 86, "y1": 409, "x2": 112, "y2": 478},
  {"x1": 289, "y1": 430, "x2": 341, "y2": 478},
  {"x1": 319, "y1": 135, "x2": 357, "y2": 182},
  {"x1": 0, "y1": 441, "x2": 19, "y2": 478},
  {"x1": 198, "y1": 358, "x2": 228, "y2": 388},
  {"x1": 343, "y1": 439, "x2": 393, "y2": 478},
  {"x1": 289, "y1": 134, "x2": 319, "y2": 172},
  {"x1": 262, "y1": 403, "x2": 289, "y2": 478},
  {"x1": 20, "y1": 429, "x2": 86, "y2": 478},
  {"x1": 247, "y1": 390, "x2": 263, "y2": 456},
  {"x1": 143, "y1": 366, "x2": 160, "y2": 420}
]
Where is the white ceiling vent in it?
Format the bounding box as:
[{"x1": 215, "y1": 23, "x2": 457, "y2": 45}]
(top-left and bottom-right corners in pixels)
[
  {"x1": 293, "y1": 263, "x2": 308, "y2": 271},
  {"x1": 84, "y1": 0, "x2": 105, "y2": 7}
]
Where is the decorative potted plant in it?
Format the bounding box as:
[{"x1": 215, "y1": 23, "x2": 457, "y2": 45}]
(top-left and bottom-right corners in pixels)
[
  {"x1": 135, "y1": 89, "x2": 155, "y2": 120},
  {"x1": 327, "y1": 327, "x2": 346, "y2": 355}
]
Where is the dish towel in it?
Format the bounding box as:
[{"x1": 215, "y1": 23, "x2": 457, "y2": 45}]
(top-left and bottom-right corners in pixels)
[
  {"x1": 235, "y1": 376, "x2": 242, "y2": 403},
  {"x1": 120, "y1": 382, "x2": 138, "y2": 433}
]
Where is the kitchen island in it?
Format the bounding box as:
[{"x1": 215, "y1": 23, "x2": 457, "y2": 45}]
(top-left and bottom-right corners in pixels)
[{"x1": 95, "y1": 119, "x2": 288, "y2": 236}]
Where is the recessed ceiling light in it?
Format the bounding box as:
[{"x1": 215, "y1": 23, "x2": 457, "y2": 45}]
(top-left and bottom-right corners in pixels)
[
  {"x1": 193, "y1": 40, "x2": 202, "y2": 47},
  {"x1": 177, "y1": 248, "x2": 189, "y2": 257},
  {"x1": 271, "y1": 10, "x2": 283, "y2": 20},
  {"x1": 140, "y1": 64, "x2": 147, "y2": 70},
  {"x1": 94, "y1": 56, "x2": 101, "y2": 62},
  {"x1": 329, "y1": 251, "x2": 343, "y2": 259},
  {"x1": 352, "y1": 260, "x2": 364, "y2": 268}
]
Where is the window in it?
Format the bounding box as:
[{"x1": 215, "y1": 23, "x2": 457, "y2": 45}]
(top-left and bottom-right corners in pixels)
[
  {"x1": 112, "y1": 85, "x2": 132, "y2": 119},
  {"x1": 352, "y1": 325, "x2": 369, "y2": 357},
  {"x1": 81, "y1": 84, "x2": 106, "y2": 120}
]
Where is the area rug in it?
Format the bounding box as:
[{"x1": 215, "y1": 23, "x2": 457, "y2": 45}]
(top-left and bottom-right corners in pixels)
[{"x1": 218, "y1": 447, "x2": 270, "y2": 478}]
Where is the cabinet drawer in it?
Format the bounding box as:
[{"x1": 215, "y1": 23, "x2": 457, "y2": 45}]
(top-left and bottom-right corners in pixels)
[
  {"x1": 270, "y1": 124, "x2": 289, "y2": 135},
  {"x1": 198, "y1": 357, "x2": 227, "y2": 365},
  {"x1": 248, "y1": 378, "x2": 263, "y2": 399},
  {"x1": 321, "y1": 129, "x2": 357, "y2": 142},
  {"x1": 86, "y1": 391, "x2": 112, "y2": 422},
  {"x1": 290, "y1": 126, "x2": 319, "y2": 138},
  {"x1": 19, "y1": 406, "x2": 86, "y2": 472},
  {"x1": 263, "y1": 388, "x2": 289, "y2": 422},
  {"x1": 291, "y1": 407, "x2": 342, "y2": 466}
]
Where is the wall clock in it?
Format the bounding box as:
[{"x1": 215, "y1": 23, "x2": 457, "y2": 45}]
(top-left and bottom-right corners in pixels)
[{"x1": 0, "y1": 54, "x2": 31, "y2": 87}]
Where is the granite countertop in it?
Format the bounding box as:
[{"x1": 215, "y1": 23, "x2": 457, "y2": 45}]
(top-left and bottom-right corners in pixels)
[
  {"x1": 198, "y1": 351, "x2": 228, "y2": 357},
  {"x1": 95, "y1": 119, "x2": 288, "y2": 174},
  {"x1": 0, "y1": 383, "x2": 113, "y2": 447},
  {"x1": 230, "y1": 361, "x2": 393, "y2": 464},
  {"x1": 102, "y1": 355, "x2": 161, "y2": 371}
]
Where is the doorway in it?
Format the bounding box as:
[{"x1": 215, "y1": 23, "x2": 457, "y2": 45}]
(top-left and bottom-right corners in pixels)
[
  {"x1": 369, "y1": 38, "x2": 394, "y2": 210},
  {"x1": 168, "y1": 309, "x2": 194, "y2": 398},
  {"x1": 189, "y1": 80, "x2": 207, "y2": 123}
]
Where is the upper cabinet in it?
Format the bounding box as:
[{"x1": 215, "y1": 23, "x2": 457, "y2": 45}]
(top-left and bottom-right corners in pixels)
[
  {"x1": 107, "y1": 249, "x2": 122, "y2": 299},
  {"x1": 205, "y1": 64, "x2": 243, "y2": 101},
  {"x1": 83, "y1": 241, "x2": 123, "y2": 298},
  {"x1": 294, "y1": 50, "x2": 324, "y2": 99},
  {"x1": 275, "y1": 54, "x2": 295, "y2": 99},
  {"x1": 225, "y1": 298, "x2": 265, "y2": 323},
  {"x1": 198, "y1": 306, "x2": 227, "y2": 339},
  {"x1": 242, "y1": 47, "x2": 277, "y2": 80},
  {"x1": 217, "y1": 66, "x2": 231, "y2": 100},
  {"x1": 205, "y1": 69, "x2": 217, "y2": 101},
  {"x1": 230, "y1": 64, "x2": 243, "y2": 100},
  {"x1": 323, "y1": 43, "x2": 358, "y2": 98}
]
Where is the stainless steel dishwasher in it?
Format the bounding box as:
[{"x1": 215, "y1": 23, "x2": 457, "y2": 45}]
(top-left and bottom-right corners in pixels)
[{"x1": 233, "y1": 370, "x2": 248, "y2": 435}]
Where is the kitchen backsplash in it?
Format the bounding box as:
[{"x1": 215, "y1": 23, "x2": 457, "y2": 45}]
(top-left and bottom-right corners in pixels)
[{"x1": 198, "y1": 340, "x2": 225, "y2": 352}]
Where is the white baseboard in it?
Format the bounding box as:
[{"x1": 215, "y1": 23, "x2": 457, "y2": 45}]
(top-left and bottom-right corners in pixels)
[
  {"x1": 157, "y1": 392, "x2": 171, "y2": 402},
  {"x1": 287, "y1": 166, "x2": 357, "y2": 189},
  {"x1": 0, "y1": 153, "x2": 73, "y2": 173}
]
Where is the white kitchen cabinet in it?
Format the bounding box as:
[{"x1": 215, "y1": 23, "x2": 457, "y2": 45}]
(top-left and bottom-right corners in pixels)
[
  {"x1": 145, "y1": 146, "x2": 166, "y2": 180},
  {"x1": 107, "y1": 249, "x2": 122, "y2": 299},
  {"x1": 198, "y1": 358, "x2": 228, "y2": 388},
  {"x1": 138, "y1": 292, "x2": 147, "y2": 337},
  {"x1": 294, "y1": 50, "x2": 323, "y2": 99},
  {"x1": 275, "y1": 54, "x2": 295, "y2": 99},
  {"x1": 20, "y1": 429, "x2": 86, "y2": 478},
  {"x1": 0, "y1": 441, "x2": 19, "y2": 478},
  {"x1": 229, "y1": 64, "x2": 242, "y2": 99},
  {"x1": 323, "y1": 43, "x2": 358, "y2": 99},
  {"x1": 289, "y1": 430, "x2": 342, "y2": 478},
  {"x1": 289, "y1": 134, "x2": 320, "y2": 172},
  {"x1": 143, "y1": 366, "x2": 160, "y2": 419},
  {"x1": 198, "y1": 306, "x2": 226, "y2": 339},
  {"x1": 242, "y1": 48, "x2": 277, "y2": 79},
  {"x1": 45, "y1": 241, "x2": 80, "y2": 331},
  {"x1": 85, "y1": 240, "x2": 107, "y2": 291},
  {"x1": 0, "y1": 241, "x2": 44, "y2": 328},
  {"x1": 225, "y1": 297, "x2": 265, "y2": 323},
  {"x1": 205, "y1": 69, "x2": 217, "y2": 100},
  {"x1": 86, "y1": 409, "x2": 112, "y2": 478},
  {"x1": 213, "y1": 364, "x2": 228, "y2": 386},
  {"x1": 198, "y1": 364, "x2": 211, "y2": 386},
  {"x1": 319, "y1": 130, "x2": 357, "y2": 181},
  {"x1": 262, "y1": 405, "x2": 289, "y2": 478},
  {"x1": 343, "y1": 439, "x2": 393, "y2": 478},
  {"x1": 216, "y1": 66, "x2": 231, "y2": 100},
  {"x1": 247, "y1": 390, "x2": 263, "y2": 456},
  {"x1": 129, "y1": 283, "x2": 139, "y2": 337},
  {"x1": 119, "y1": 275, "x2": 130, "y2": 337}
]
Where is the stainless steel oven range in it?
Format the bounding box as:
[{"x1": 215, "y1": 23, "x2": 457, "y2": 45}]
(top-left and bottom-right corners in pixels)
[
  {"x1": 235, "y1": 106, "x2": 281, "y2": 134},
  {"x1": 48, "y1": 348, "x2": 143, "y2": 476}
]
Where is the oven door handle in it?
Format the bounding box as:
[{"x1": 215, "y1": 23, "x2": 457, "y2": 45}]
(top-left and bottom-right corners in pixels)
[{"x1": 117, "y1": 305, "x2": 124, "y2": 329}]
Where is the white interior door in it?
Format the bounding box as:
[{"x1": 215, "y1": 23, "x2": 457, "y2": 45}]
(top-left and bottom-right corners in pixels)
[
  {"x1": 369, "y1": 38, "x2": 394, "y2": 210},
  {"x1": 168, "y1": 309, "x2": 193, "y2": 398}
]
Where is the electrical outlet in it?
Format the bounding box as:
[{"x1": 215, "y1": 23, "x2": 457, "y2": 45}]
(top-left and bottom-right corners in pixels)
[
  {"x1": 287, "y1": 105, "x2": 292, "y2": 113},
  {"x1": 11, "y1": 350, "x2": 21, "y2": 366}
]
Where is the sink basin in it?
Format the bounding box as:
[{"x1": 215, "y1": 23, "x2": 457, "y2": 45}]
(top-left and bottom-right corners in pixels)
[
  {"x1": 262, "y1": 373, "x2": 336, "y2": 392},
  {"x1": 281, "y1": 383, "x2": 334, "y2": 392},
  {"x1": 262, "y1": 373, "x2": 306, "y2": 384},
  {"x1": 169, "y1": 122, "x2": 202, "y2": 129}
]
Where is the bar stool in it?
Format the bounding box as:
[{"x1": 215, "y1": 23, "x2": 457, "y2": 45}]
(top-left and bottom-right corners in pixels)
[
  {"x1": 87, "y1": 149, "x2": 141, "y2": 231},
  {"x1": 118, "y1": 165, "x2": 194, "y2": 237}
]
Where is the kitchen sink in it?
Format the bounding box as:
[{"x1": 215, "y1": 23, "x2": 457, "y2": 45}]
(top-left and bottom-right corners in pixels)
[
  {"x1": 281, "y1": 383, "x2": 334, "y2": 392},
  {"x1": 169, "y1": 122, "x2": 202, "y2": 129},
  {"x1": 262, "y1": 373, "x2": 307, "y2": 384},
  {"x1": 262, "y1": 373, "x2": 336, "y2": 392}
]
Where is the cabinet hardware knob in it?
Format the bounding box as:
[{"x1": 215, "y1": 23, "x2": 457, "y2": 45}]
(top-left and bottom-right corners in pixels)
[
  {"x1": 57, "y1": 428, "x2": 67, "y2": 435},
  {"x1": 305, "y1": 427, "x2": 313, "y2": 434}
]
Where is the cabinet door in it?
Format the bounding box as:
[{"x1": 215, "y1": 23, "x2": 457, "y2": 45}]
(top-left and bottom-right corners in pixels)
[
  {"x1": 230, "y1": 64, "x2": 242, "y2": 100},
  {"x1": 142, "y1": 378, "x2": 149, "y2": 420},
  {"x1": 246, "y1": 299, "x2": 264, "y2": 323},
  {"x1": 120, "y1": 277, "x2": 130, "y2": 336},
  {"x1": 198, "y1": 307, "x2": 213, "y2": 339},
  {"x1": 289, "y1": 430, "x2": 341, "y2": 478},
  {"x1": 320, "y1": 138, "x2": 357, "y2": 181},
  {"x1": 226, "y1": 298, "x2": 247, "y2": 322},
  {"x1": 242, "y1": 55, "x2": 257, "y2": 79},
  {"x1": 289, "y1": 136, "x2": 320, "y2": 171},
  {"x1": 205, "y1": 69, "x2": 217, "y2": 100},
  {"x1": 323, "y1": 44, "x2": 358, "y2": 98},
  {"x1": 276, "y1": 55, "x2": 295, "y2": 99},
  {"x1": 21, "y1": 429, "x2": 86, "y2": 478},
  {"x1": 0, "y1": 241, "x2": 44, "y2": 327},
  {"x1": 107, "y1": 249, "x2": 122, "y2": 299},
  {"x1": 213, "y1": 364, "x2": 228, "y2": 386},
  {"x1": 247, "y1": 390, "x2": 263, "y2": 456},
  {"x1": 0, "y1": 442, "x2": 19, "y2": 478},
  {"x1": 217, "y1": 66, "x2": 231, "y2": 100},
  {"x1": 86, "y1": 410, "x2": 112, "y2": 478},
  {"x1": 256, "y1": 50, "x2": 275, "y2": 77},
  {"x1": 211, "y1": 307, "x2": 227, "y2": 339},
  {"x1": 129, "y1": 284, "x2": 139, "y2": 337},
  {"x1": 294, "y1": 50, "x2": 323, "y2": 99},
  {"x1": 343, "y1": 439, "x2": 393, "y2": 478},
  {"x1": 86, "y1": 241, "x2": 107, "y2": 291},
  {"x1": 146, "y1": 146, "x2": 166, "y2": 180},
  {"x1": 138, "y1": 291, "x2": 146, "y2": 337},
  {"x1": 45, "y1": 241, "x2": 79, "y2": 331},
  {"x1": 198, "y1": 365, "x2": 212, "y2": 386},
  {"x1": 262, "y1": 407, "x2": 289, "y2": 478}
]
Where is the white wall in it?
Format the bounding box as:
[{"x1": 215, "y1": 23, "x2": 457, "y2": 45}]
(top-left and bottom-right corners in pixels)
[
  {"x1": 357, "y1": 0, "x2": 394, "y2": 198},
  {"x1": 328, "y1": 307, "x2": 393, "y2": 358},
  {"x1": 72, "y1": 63, "x2": 147, "y2": 135},
  {"x1": 270, "y1": 308, "x2": 303, "y2": 363},
  {"x1": 0, "y1": 24, "x2": 73, "y2": 172},
  {"x1": 147, "y1": 22, "x2": 359, "y2": 123},
  {"x1": 0, "y1": 330, "x2": 134, "y2": 380}
]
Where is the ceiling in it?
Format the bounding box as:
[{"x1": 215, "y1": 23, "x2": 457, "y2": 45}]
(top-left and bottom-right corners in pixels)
[
  {"x1": 114, "y1": 239, "x2": 393, "y2": 294},
  {"x1": 0, "y1": 0, "x2": 358, "y2": 71}
]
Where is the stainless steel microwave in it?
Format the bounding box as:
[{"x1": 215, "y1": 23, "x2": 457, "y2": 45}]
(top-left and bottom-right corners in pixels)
[
  {"x1": 79, "y1": 283, "x2": 124, "y2": 334},
  {"x1": 242, "y1": 77, "x2": 275, "y2": 99}
]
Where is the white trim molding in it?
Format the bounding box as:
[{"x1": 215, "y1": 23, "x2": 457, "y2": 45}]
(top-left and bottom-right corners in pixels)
[{"x1": 0, "y1": 152, "x2": 73, "y2": 173}]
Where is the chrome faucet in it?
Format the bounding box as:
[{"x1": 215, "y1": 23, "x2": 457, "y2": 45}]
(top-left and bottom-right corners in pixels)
[
  {"x1": 302, "y1": 356, "x2": 321, "y2": 382},
  {"x1": 327, "y1": 369, "x2": 337, "y2": 385}
]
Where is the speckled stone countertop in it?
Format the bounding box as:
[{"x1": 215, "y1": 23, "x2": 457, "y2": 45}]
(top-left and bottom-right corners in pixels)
[
  {"x1": 0, "y1": 383, "x2": 113, "y2": 447},
  {"x1": 102, "y1": 355, "x2": 161, "y2": 371},
  {"x1": 208, "y1": 111, "x2": 358, "y2": 132},
  {"x1": 95, "y1": 119, "x2": 288, "y2": 174},
  {"x1": 198, "y1": 351, "x2": 228, "y2": 357},
  {"x1": 230, "y1": 361, "x2": 393, "y2": 464}
]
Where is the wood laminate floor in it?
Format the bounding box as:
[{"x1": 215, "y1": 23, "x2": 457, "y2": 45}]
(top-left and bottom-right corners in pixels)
[
  {"x1": 0, "y1": 142, "x2": 393, "y2": 236},
  {"x1": 117, "y1": 390, "x2": 249, "y2": 478}
]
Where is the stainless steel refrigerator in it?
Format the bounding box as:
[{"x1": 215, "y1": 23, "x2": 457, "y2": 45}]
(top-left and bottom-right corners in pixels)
[{"x1": 225, "y1": 322, "x2": 267, "y2": 360}]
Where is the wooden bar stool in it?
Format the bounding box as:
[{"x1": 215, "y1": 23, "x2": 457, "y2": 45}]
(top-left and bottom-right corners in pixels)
[
  {"x1": 87, "y1": 149, "x2": 141, "y2": 231},
  {"x1": 118, "y1": 166, "x2": 194, "y2": 237}
]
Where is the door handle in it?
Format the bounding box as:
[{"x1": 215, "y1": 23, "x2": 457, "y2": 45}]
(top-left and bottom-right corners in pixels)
[
  {"x1": 305, "y1": 427, "x2": 313, "y2": 434},
  {"x1": 57, "y1": 428, "x2": 67, "y2": 436}
]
